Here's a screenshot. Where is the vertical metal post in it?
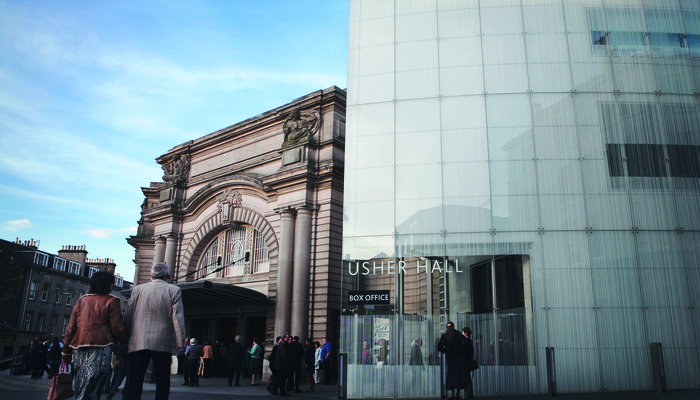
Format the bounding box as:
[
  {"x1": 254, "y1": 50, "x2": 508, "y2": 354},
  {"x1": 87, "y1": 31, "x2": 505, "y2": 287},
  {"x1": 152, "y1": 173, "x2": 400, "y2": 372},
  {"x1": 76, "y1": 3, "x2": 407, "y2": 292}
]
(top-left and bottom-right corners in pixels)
[
  {"x1": 440, "y1": 352, "x2": 447, "y2": 398},
  {"x1": 546, "y1": 347, "x2": 556, "y2": 396},
  {"x1": 338, "y1": 353, "x2": 347, "y2": 399},
  {"x1": 649, "y1": 342, "x2": 666, "y2": 393}
]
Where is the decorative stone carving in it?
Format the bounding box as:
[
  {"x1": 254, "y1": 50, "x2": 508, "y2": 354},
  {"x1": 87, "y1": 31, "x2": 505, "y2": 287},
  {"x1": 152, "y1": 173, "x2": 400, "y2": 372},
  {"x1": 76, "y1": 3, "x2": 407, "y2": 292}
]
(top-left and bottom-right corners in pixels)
[
  {"x1": 218, "y1": 189, "x2": 243, "y2": 209},
  {"x1": 162, "y1": 154, "x2": 190, "y2": 183},
  {"x1": 282, "y1": 108, "x2": 320, "y2": 148},
  {"x1": 218, "y1": 189, "x2": 242, "y2": 223}
]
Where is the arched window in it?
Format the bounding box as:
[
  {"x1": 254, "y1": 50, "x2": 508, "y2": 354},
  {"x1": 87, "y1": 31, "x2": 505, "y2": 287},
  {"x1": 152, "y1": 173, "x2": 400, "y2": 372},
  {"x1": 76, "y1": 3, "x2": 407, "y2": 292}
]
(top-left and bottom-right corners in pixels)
[{"x1": 195, "y1": 225, "x2": 269, "y2": 279}]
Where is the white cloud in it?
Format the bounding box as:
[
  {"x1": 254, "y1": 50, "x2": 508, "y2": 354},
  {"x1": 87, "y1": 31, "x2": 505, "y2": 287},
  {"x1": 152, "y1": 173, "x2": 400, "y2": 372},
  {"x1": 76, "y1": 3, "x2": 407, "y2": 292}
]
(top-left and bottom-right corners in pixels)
[
  {"x1": 83, "y1": 227, "x2": 136, "y2": 240},
  {"x1": 2, "y1": 219, "x2": 34, "y2": 231}
]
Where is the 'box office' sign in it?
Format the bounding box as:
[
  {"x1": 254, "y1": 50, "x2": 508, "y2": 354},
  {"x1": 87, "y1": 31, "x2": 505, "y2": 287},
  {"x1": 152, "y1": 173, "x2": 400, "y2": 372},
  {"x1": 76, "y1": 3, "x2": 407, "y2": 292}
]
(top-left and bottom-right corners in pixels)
[{"x1": 348, "y1": 290, "x2": 391, "y2": 305}]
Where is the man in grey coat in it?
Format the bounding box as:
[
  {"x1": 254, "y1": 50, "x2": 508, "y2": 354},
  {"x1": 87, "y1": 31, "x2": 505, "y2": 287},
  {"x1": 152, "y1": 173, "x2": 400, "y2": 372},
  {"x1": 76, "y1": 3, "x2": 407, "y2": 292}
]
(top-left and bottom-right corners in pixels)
[{"x1": 123, "y1": 263, "x2": 186, "y2": 400}]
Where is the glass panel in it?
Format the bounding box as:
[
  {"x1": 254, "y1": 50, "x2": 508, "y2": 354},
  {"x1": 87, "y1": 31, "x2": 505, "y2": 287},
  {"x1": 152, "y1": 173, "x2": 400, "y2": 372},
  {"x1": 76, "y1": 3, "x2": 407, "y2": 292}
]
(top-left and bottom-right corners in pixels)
[
  {"x1": 356, "y1": 133, "x2": 394, "y2": 168},
  {"x1": 396, "y1": 12, "x2": 437, "y2": 42},
  {"x1": 358, "y1": 73, "x2": 394, "y2": 103},
  {"x1": 490, "y1": 160, "x2": 537, "y2": 196},
  {"x1": 396, "y1": 131, "x2": 440, "y2": 164},
  {"x1": 396, "y1": 40, "x2": 439, "y2": 71},
  {"x1": 537, "y1": 160, "x2": 584, "y2": 195},
  {"x1": 442, "y1": 161, "x2": 490, "y2": 198},
  {"x1": 354, "y1": 102, "x2": 395, "y2": 136},
  {"x1": 396, "y1": 198, "x2": 443, "y2": 235},
  {"x1": 396, "y1": 98, "x2": 440, "y2": 133},
  {"x1": 534, "y1": 126, "x2": 580, "y2": 160},
  {"x1": 532, "y1": 93, "x2": 575, "y2": 126},
  {"x1": 439, "y1": 37, "x2": 483, "y2": 67},
  {"x1": 539, "y1": 195, "x2": 586, "y2": 231},
  {"x1": 484, "y1": 64, "x2": 529, "y2": 94},
  {"x1": 442, "y1": 128, "x2": 489, "y2": 163},
  {"x1": 437, "y1": 7, "x2": 481, "y2": 38},
  {"x1": 359, "y1": 44, "x2": 394, "y2": 75},
  {"x1": 522, "y1": 2, "x2": 565, "y2": 34},
  {"x1": 360, "y1": 17, "x2": 394, "y2": 47},
  {"x1": 492, "y1": 195, "x2": 539, "y2": 231},
  {"x1": 342, "y1": 235, "x2": 396, "y2": 262},
  {"x1": 489, "y1": 126, "x2": 534, "y2": 161},
  {"x1": 443, "y1": 196, "x2": 492, "y2": 232},
  {"x1": 396, "y1": 69, "x2": 439, "y2": 99},
  {"x1": 483, "y1": 35, "x2": 526, "y2": 65},
  {"x1": 585, "y1": 193, "x2": 633, "y2": 230},
  {"x1": 528, "y1": 63, "x2": 573, "y2": 92},
  {"x1": 591, "y1": 268, "x2": 642, "y2": 307},
  {"x1": 439, "y1": 66, "x2": 484, "y2": 96},
  {"x1": 676, "y1": 194, "x2": 700, "y2": 230},
  {"x1": 481, "y1": 6, "x2": 523, "y2": 36},
  {"x1": 441, "y1": 96, "x2": 486, "y2": 130},
  {"x1": 630, "y1": 193, "x2": 679, "y2": 230},
  {"x1": 395, "y1": 164, "x2": 443, "y2": 200}
]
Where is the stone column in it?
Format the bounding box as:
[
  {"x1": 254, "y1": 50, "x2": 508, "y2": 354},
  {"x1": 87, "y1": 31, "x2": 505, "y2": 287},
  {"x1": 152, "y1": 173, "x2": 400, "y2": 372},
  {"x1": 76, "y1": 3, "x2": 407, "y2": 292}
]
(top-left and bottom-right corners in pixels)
[
  {"x1": 274, "y1": 209, "x2": 296, "y2": 337},
  {"x1": 290, "y1": 207, "x2": 313, "y2": 339},
  {"x1": 165, "y1": 235, "x2": 178, "y2": 274},
  {"x1": 154, "y1": 236, "x2": 166, "y2": 264}
]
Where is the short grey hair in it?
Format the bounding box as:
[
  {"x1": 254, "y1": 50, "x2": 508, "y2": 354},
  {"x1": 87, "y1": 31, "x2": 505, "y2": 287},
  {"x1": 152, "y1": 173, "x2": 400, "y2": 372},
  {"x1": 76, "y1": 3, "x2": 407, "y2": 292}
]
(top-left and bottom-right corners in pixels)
[{"x1": 151, "y1": 262, "x2": 169, "y2": 280}]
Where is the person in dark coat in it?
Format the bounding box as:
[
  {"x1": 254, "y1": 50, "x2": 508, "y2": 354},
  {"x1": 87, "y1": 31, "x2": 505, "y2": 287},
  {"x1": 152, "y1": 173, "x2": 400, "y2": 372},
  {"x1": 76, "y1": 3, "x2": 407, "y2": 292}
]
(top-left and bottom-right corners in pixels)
[
  {"x1": 270, "y1": 334, "x2": 291, "y2": 396},
  {"x1": 437, "y1": 322, "x2": 464, "y2": 400},
  {"x1": 228, "y1": 335, "x2": 245, "y2": 387},
  {"x1": 304, "y1": 338, "x2": 316, "y2": 392},
  {"x1": 286, "y1": 336, "x2": 304, "y2": 393},
  {"x1": 461, "y1": 327, "x2": 475, "y2": 399},
  {"x1": 185, "y1": 338, "x2": 201, "y2": 387}
]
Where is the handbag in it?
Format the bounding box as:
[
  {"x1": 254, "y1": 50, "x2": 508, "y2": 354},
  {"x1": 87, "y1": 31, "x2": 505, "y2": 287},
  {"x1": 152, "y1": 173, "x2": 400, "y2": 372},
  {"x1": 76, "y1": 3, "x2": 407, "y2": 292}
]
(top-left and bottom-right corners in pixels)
[
  {"x1": 467, "y1": 359, "x2": 479, "y2": 371},
  {"x1": 47, "y1": 362, "x2": 74, "y2": 400}
]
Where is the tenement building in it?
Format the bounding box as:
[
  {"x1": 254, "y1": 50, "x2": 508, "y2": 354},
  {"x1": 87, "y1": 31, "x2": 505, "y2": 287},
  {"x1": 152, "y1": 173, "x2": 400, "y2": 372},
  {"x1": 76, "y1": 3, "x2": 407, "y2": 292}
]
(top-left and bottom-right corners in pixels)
[
  {"x1": 0, "y1": 238, "x2": 131, "y2": 359},
  {"x1": 127, "y1": 87, "x2": 346, "y2": 352},
  {"x1": 342, "y1": 0, "x2": 700, "y2": 398}
]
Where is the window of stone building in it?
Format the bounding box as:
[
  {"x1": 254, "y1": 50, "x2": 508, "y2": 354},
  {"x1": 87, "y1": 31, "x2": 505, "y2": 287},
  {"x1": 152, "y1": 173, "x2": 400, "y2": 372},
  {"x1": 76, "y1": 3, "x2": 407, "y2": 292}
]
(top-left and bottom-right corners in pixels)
[
  {"x1": 41, "y1": 284, "x2": 50, "y2": 302},
  {"x1": 37, "y1": 314, "x2": 45, "y2": 332},
  {"x1": 34, "y1": 252, "x2": 49, "y2": 267},
  {"x1": 68, "y1": 261, "x2": 81, "y2": 275},
  {"x1": 54, "y1": 286, "x2": 63, "y2": 304},
  {"x1": 50, "y1": 315, "x2": 57, "y2": 335},
  {"x1": 224, "y1": 228, "x2": 245, "y2": 276},
  {"x1": 88, "y1": 267, "x2": 100, "y2": 278},
  {"x1": 28, "y1": 281, "x2": 37, "y2": 300},
  {"x1": 253, "y1": 230, "x2": 270, "y2": 273},
  {"x1": 54, "y1": 258, "x2": 67, "y2": 271},
  {"x1": 23, "y1": 312, "x2": 32, "y2": 330},
  {"x1": 61, "y1": 316, "x2": 69, "y2": 336},
  {"x1": 65, "y1": 289, "x2": 73, "y2": 306}
]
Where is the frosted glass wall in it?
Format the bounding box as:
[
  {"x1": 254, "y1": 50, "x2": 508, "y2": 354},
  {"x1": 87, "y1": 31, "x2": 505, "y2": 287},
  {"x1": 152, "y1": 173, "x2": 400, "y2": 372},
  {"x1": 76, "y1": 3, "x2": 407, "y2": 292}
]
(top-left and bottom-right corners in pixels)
[{"x1": 344, "y1": 0, "x2": 700, "y2": 396}]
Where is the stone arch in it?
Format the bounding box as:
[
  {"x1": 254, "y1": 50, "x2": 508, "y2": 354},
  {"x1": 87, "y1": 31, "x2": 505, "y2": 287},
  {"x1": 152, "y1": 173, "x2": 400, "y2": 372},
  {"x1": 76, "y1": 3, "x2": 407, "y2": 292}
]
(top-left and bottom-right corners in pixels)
[{"x1": 178, "y1": 206, "x2": 278, "y2": 280}]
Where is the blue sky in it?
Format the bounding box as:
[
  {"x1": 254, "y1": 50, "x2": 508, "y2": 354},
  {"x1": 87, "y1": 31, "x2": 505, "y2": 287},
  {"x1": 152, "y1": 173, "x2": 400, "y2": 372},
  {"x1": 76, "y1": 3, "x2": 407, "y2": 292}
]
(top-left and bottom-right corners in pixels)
[{"x1": 0, "y1": 0, "x2": 349, "y2": 282}]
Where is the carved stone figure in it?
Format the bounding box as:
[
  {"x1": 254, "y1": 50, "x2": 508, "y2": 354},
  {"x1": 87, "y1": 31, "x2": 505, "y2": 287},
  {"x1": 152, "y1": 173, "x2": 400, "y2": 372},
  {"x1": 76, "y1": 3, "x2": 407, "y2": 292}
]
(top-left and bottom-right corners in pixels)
[
  {"x1": 162, "y1": 154, "x2": 190, "y2": 183},
  {"x1": 282, "y1": 109, "x2": 320, "y2": 147}
]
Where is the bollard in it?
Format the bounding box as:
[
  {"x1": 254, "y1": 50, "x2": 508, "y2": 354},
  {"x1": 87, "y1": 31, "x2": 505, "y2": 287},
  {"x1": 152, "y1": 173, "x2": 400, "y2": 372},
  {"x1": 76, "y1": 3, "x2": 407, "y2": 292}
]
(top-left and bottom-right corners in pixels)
[
  {"x1": 338, "y1": 353, "x2": 348, "y2": 399},
  {"x1": 440, "y1": 352, "x2": 447, "y2": 398},
  {"x1": 649, "y1": 343, "x2": 666, "y2": 393},
  {"x1": 546, "y1": 347, "x2": 556, "y2": 396}
]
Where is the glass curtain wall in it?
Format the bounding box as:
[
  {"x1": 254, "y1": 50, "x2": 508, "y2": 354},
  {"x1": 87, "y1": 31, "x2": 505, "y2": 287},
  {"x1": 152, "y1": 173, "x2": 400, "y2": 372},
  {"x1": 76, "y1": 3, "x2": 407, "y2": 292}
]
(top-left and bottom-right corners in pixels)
[{"x1": 344, "y1": 0, "x2": 700, "y2": 397}]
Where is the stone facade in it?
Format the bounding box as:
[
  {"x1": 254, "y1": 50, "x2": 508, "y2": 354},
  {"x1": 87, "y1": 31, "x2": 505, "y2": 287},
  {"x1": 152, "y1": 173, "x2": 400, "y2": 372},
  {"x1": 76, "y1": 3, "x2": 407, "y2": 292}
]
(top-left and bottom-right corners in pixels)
[{"x1": 128, "y1": 87, "x2": 346, "y2": 350}]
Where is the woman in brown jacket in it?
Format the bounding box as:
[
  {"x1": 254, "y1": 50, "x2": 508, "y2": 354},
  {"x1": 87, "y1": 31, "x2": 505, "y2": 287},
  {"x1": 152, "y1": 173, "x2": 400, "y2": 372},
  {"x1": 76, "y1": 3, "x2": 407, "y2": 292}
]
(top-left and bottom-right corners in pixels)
[{"x1": 63, "y1": 271, "x2": 128, "y2": 400}]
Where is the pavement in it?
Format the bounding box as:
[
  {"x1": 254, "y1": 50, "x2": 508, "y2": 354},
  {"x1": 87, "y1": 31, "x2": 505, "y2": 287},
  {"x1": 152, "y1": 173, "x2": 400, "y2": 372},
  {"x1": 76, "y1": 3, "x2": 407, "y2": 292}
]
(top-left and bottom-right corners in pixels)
[{"x1": 1, "y1": 369, "x2": 699, "y2": 400}]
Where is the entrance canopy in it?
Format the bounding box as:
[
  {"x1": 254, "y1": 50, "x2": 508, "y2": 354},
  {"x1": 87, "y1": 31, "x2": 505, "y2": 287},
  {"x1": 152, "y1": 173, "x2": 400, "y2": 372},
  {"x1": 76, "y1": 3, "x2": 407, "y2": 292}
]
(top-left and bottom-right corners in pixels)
[{"x1": 177, "y1": 280, "x2": 267, "y2": 308}]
